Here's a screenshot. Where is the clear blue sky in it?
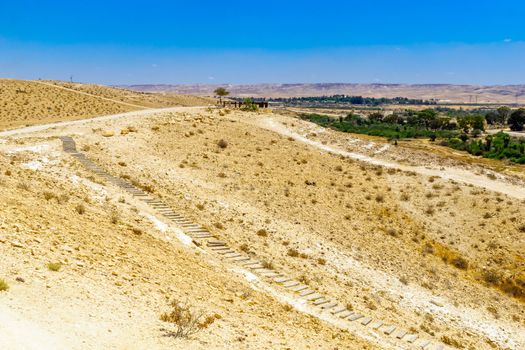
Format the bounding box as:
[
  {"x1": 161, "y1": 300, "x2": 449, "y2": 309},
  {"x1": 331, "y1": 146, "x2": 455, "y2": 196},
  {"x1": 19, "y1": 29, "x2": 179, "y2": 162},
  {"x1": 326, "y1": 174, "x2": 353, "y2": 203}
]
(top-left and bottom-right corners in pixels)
[{"x1": 1, "y1": 0, "x2": 524, "y2": 85}]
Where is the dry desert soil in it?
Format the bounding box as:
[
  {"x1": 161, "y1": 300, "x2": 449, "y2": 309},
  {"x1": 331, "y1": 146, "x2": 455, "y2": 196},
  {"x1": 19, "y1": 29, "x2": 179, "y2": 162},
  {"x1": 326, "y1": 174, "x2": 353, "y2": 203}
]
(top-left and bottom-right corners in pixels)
[{"x1": 0, "y1": 80, "x2": 524, "y2": 350}]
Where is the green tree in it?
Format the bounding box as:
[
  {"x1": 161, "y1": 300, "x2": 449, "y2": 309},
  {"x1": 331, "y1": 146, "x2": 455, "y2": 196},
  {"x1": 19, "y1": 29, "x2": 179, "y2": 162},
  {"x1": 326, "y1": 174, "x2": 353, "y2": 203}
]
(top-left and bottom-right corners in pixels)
[
  {"x1": 368, "y1": 112, "x2": 384, "y2": 123},
  {"x1": 496, "y1": 106, "x2": 511, "y2": 125},
  {"x1": 241, "y1": 98, "x2": 258, "y2": 112},
  {"x1": 485, "y1": 111, "x2": 498, "y2": 125},
  {"x1": 416, "y1": 109, "x2": 438, "y2": 128},
  {"x1": 509, "y1": 108, "x2": 525, "y2": 131},
  {"x1": 214, "y1": 87, "x2": 230, "y2": 103}
]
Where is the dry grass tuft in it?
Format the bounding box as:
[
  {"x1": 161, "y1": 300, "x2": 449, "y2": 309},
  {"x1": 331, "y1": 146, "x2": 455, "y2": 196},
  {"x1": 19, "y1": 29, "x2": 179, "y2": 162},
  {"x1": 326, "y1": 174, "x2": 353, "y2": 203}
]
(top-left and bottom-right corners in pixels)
[
  {"x1": 47, "y1": 262, "x2": 62, "y2": 272},
  {"x1": 160, "y1": 299, "x2": 205, "y2": 339},
  {"x1": 0, "y1": 279, "x2": 9, "y2": 292}
]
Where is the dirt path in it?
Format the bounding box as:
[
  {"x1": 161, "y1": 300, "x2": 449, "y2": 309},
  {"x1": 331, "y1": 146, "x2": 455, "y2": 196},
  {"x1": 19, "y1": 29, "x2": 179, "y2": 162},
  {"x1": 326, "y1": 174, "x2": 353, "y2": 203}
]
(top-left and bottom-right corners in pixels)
[
  {"x1": 257, "y1": 116, "x2": 525, "y2": 200},
  {"x1": 0, "y1": 106, "x2": 203, "y2": 138},
  {"x1": 31, "y1": 80, "x2": 149, "y2": 109}
]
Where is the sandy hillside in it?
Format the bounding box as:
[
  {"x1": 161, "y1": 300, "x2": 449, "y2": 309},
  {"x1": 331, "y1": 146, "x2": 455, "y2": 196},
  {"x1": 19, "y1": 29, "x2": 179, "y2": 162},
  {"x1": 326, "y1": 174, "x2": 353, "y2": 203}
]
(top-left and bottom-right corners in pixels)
[
  {"x1": 0, "y1": 79, "x2": 214, "y2": 131},
  {"x1": 1, "y1": 106, "x2": 524, "y2": 349}
]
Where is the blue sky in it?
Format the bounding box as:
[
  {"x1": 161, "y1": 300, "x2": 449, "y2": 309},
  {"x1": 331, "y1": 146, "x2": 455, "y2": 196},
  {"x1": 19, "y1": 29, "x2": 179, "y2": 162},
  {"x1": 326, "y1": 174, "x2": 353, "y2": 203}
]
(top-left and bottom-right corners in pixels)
[{"x1": 1, "y1": 0, "x2": 524, "y2": 85}]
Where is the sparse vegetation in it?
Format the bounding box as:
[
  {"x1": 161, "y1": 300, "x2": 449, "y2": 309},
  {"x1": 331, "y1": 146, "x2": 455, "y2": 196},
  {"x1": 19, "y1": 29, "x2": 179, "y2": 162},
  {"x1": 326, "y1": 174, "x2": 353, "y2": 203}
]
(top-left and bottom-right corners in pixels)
[
  {"x1": 75, "y1": 203, "x2": 86, "y2": 214},
  {"x1": 0, "y1": 279, "x2": 9, "y2": 292},
  {"x1": 287, "y1": 248, "x2": 299, "y2": 257},
  {"x1": 47, "y1": 262, "x2": 62, "y2": 272},
  {"x1": 160, "y1": 299, "x2": 205, "y2": 339}
]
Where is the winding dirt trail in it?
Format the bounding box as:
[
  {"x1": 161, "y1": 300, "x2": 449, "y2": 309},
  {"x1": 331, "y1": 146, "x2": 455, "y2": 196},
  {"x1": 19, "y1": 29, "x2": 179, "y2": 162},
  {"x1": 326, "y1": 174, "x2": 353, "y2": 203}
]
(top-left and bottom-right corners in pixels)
[{"x1": 257, "y1": 117, "x2": 525, "y2": 200}]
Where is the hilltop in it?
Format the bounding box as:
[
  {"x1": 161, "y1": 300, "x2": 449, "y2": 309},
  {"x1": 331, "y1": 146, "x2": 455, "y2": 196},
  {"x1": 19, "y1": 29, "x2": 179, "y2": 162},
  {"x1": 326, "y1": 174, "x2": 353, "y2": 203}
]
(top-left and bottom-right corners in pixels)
[
  {"x1": 0, "y1": 79, "x2": 214, "y2": 130},
  {"x1": 121, "y1": 83, "x2": 525, "y2": 104}
]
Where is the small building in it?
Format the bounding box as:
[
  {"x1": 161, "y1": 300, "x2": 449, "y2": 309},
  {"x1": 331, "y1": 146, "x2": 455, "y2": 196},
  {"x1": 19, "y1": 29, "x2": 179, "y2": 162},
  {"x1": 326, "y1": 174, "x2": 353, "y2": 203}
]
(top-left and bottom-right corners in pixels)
[{"x1": 219, "y1": 100, "x2": 269, "y2": 109}]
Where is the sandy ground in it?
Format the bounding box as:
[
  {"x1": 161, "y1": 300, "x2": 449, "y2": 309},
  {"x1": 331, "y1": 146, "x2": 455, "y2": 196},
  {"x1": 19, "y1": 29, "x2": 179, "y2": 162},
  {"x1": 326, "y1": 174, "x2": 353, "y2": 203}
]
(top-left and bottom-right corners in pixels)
[{"x1": 1, "y1": 107, "x2": 524, "y2": 349}]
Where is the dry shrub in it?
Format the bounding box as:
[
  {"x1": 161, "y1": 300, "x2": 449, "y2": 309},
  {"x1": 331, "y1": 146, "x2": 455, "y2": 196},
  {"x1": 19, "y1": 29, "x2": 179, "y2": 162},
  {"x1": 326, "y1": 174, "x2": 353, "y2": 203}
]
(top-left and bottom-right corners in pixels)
[
  {"x1": 287, "y1": 248, "x2": 299, "y2": 257},
  {"x1": 262, "y1": 260, "x2": 274, "y2": 269},
  {"x1": 110, "y1": 211, "x2": 120, "y2": 224},
  {"x1": 75, "y1": 203, "x2": 86, "y2": 214},
  {"x1": 256, "y1": 229, "x2": 268, "y2": 237},
  {"x1": 375, "y1": 194, "x2": 384, "y2": 203},
  {"x1": 441, "y1": 335, "x2": 463, "y2": 348},
  {"x1": 160, "y1": 299, "x2": 205, "y2": 339},
  {"x1": 452, "y1": 257, "x2": 468, "y2": 270},
  {"x1": 43, "y1": 191, "x2": 56, "y2": 201},
  {"x1": 217, "y1": 139, "x2": 228, "y2": 149},
  {"x1": 131, "y1": 227, "x2": 143, "y2": 235},
  {"x1": 0, "y1": 279, "x2": 9, "y2": 292},
  {"x1": 425, "y1": 206, "x2": 435, "y2": 215},
  {"x1": 317, "y1": 258, "x2": 326, "y2": 265},
  {"x1": 47, "y1": 262, "x2": 61, "y2": 272},
  {"x1": 17, "y1": 182, "x2": 30, "y2": 191}
]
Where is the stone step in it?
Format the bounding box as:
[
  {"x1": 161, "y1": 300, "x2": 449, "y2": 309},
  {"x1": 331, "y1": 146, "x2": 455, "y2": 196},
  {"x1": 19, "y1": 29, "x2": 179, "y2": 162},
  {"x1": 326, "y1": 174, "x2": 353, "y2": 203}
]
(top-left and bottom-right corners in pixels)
[
  {"x1": 192, "y1": 234, "x2": 212, "y2": 239},
  {"x1": 312, "y1": 298, "x2": 330, "y2": 306},
  {"x1": 299, "y1": 289, "x2": 315, "y2": 297},
  {"x1": 224, "y1": 253, "x2": 242, "y2": 259},
  {"x1": 330, "y1": 306, "x2": 347, "y2": 315},
  {"x1": 218, "y1": 250, "x2": 236, "y2": 255},
  {"x1": 249, "y1": 264, "x2": 266, "y2": 270},
  {"x1": 370, "y1": 321, "x2": 383, "y2": 330},
  {"x1": 419, "y1": 340, "x2": 431, "y2": 348},
  {"x1": 275, "y1": 277, "x2": 291, "y2": 283},
  {"x1": 394, "y1": 330, "x2": 407, "y2": 339},
  {"x1": 305, "y1": 294, "x2": 323, "y2": 301},
  {"x1": 231, "y1": 257, "x2": 250, "y2": 262},
  {"x1": 260, "y1": 271, "x2": 282, "y2": 277},
  {"x1": 320, "y1": 302, "x2": 337, "y2": 310},
  {"x1": 290, "y1": 284, "x2": 308, "y2": 292},
  {"x1": 348, "y1": 313, "x2": 364, "y2": 321},
  {"x1": 381, "y1": 325, "x2": 396, "y2": 335},
  {"x1": 283, "y1": 281, "x2": 300, "y2": 288},
  {"x1": 360, "y1": 317, "x2": 372, "y2": 326},
  {"x1": 337, "y1": 310, "x2": 353, "y2": 319},
  {"x1": 211, "y1": 246, "x2": 230, "y2": 251},
  {"x1": 403, "y1": 334, "x2": 418, "y2": 343},
  {"x1": 207, "y1": 242, "x2": 226, "y2": 247}
]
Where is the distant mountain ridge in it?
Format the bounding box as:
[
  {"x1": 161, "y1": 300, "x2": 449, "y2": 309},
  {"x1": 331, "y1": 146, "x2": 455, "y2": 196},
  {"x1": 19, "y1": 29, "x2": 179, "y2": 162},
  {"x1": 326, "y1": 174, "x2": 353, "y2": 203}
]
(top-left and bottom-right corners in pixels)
[{"x1": 118, "y1": 83, "x2": 525, "y2": 104}]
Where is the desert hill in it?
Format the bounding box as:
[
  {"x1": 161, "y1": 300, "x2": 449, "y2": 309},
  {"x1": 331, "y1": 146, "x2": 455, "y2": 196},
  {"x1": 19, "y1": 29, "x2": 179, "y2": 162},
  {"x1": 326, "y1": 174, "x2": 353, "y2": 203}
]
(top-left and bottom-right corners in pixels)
[
  {"x1": 121, "y1": 83, "x2": 525, "y2": 104},
  {"x1": 0, "y1": 79, "x2": 214, "y2": 130},
  {"x1": 0, "y1": 84, "x2": 524, "y2": 349}
]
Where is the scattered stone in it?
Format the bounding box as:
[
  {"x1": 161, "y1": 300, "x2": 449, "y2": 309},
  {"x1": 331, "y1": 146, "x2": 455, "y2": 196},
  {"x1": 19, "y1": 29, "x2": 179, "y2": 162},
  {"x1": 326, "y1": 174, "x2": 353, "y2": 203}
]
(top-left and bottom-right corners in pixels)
[
  {"x1": 11, "y1": 240, "x2": 25, "y2": 248},
  {"x1": 15, "y1": 277, "x2": 25, "y2": 283},
  {"x1": 430, "y1": 300, "x2": 444, "y2": 307}
]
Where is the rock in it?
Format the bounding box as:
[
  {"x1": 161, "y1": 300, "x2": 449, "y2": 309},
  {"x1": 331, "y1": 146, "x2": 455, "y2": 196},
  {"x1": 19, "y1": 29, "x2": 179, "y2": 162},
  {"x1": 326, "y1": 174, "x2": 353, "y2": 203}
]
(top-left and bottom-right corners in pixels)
[
  {"x1": 11, "y1": 240, "x2": 25, "y2": 248},
  {"x1": 63, "y1": 245, "x2": 73, "y2": 253},
  {"x1": 102, "y1": 130, "x2": 115, "y2": 137},
  {"x1": 16, "y1": 277, "x2": 25, "y2": 283},
  {"x1": 430, "y1": 300, "x2": 444, "y2": 307}
]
